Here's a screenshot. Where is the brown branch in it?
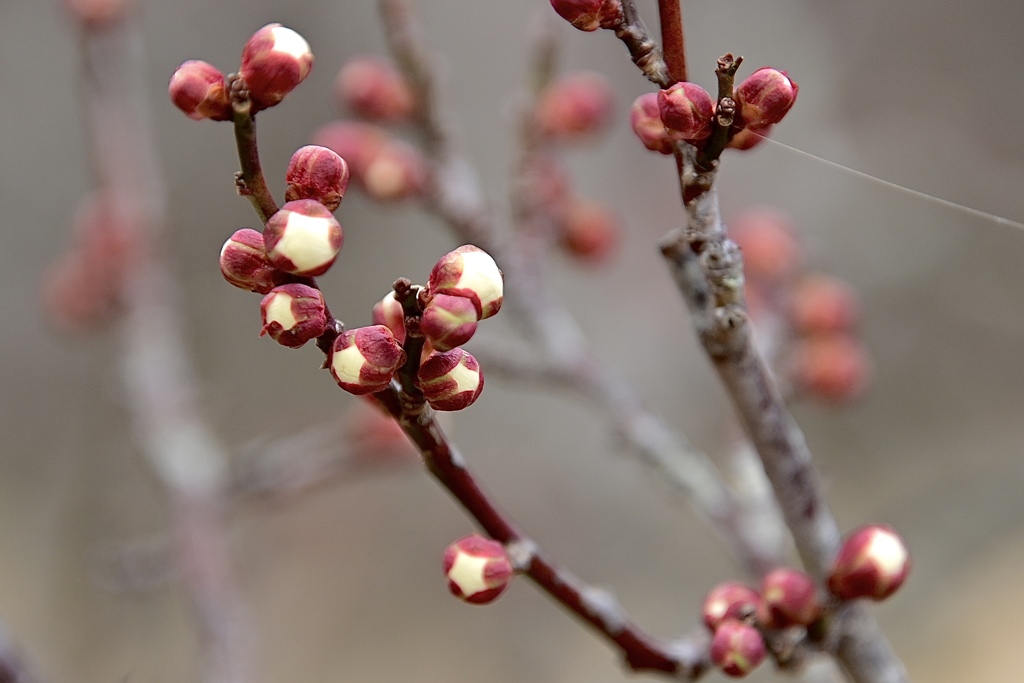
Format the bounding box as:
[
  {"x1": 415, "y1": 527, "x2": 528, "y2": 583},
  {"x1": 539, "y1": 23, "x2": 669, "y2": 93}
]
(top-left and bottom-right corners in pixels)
[
  {"x1": 657, "y1": 0, "x2": 687, "y2": 83},
  {"x1": 615, "y1": 1, "x2": 671, "y2": 88},
  {"x1": 229, "y1": 77, "x2": 279, "y2": 223}
]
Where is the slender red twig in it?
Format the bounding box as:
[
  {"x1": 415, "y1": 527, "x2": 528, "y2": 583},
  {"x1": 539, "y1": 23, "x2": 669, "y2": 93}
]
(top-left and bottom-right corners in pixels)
[{"x1": 657, "y1": 0, "x2": 687, "y2": 83}]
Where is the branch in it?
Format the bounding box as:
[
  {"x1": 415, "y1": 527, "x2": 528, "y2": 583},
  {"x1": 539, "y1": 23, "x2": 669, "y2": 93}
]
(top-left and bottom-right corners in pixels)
[
  {"x1": 657, "y1": 0, "x2": 687, "y2": 83},
  {"x1": 229, "y1": 78, "x2": 279, "y2": 223}
]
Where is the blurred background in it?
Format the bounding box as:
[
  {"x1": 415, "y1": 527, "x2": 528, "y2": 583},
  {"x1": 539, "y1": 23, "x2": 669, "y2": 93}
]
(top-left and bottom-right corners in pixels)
[{"x1": 1, "y1": 0, "x2": 1022, "y2": 681}]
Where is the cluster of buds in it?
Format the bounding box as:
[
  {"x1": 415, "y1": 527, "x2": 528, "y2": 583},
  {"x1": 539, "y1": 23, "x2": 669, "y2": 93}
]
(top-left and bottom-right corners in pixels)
[{"x1": 442, "y1": 535, "x2": 514, "y2": 604}]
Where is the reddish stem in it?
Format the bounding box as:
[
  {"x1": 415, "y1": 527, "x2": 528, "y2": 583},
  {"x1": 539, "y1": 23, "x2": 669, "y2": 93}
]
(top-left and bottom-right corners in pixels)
[{"x1": 657, "y1": 0, "x2": 687, "y2": 83}]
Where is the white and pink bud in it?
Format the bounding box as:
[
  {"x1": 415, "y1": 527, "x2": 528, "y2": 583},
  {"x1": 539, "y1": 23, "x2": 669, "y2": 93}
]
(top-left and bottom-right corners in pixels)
[
  {"x1": 416, "y1": 348, "x2": 484, "y2": 411},
  {"x1": 710, "y1": 620, "x2": 767, "y2": 678},
  {"x1": 549, "y1": 0, "x2": 623, "y2": 32},
  {"x1": 420, "y1": 294, "x2": 479, "y2": 351},
  {"x1": 558, "y1": 198, "x2": 620, "y2": 264},
  {"x1": 443, "y1": 535, "x2": 513, "y2": 604},
  {"x1": 790, "y1": 275, "x2": 861, "y2": 335},
  {"x1": 169, "y1": 60, "x2": 232, "y2": 122},
  {"x1": 335, "y1": 56, "x2": 416, "y2": 122},
  {"x1": 259, "y1": 283, "x2": 328, "y2": 348},
  {"x1": 329, "y1": 325, "x2": 406, "y2": 395},
  {"x1": 702, "y1": 582, "x2": 762, "y2": 632},
  {"x1": 658, "y1": 82, "x2": 715, "y2": 142},
  {"x1": 262, "y1": 199, "x2": 343, "y2": 277},
  {"x1": 285, "y1": 145, "x2": 350, "y2": 211},
  {"x1": 535, "y1": 72, "x2": 614, "y2": 140},
  {"x1": 759, "y1": 568, "x2": 822, "y2": 629},
  {"x1": 828, "y1": 524, "x2": 911, "y2": 602},
  {"x1": 428, "y1": 245, "x2": 503, "y2": 320},
  {"x1": 371, "y1": 291, "x2": 407, "y2": 345},
  {"x1": 239, "y1": 24, "x2": 314, "y2": 111},
  {"x1": 219, "y1": 228, "x2": 285, "y2": 294},
  {"x1": 630, "y1": 92, "x2": 675, "y2": 154},
  {"x1": 735, "y1": 67, "x2": 798, "y2": 129},
  {"x1": 790, "y1": 335, "x2": 872, "y2": 404}
]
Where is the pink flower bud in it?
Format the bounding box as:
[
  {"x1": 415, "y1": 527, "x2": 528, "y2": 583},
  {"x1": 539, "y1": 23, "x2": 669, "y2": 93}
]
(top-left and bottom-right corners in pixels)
[
  {"x1": 169, "y1": 61, "x2": 232, "y2": 122},
  {"x1": 535, "y1": 72, "x2": 614, "y2": 140},
  {"x1": 729, "y1": 207, "x2": 803, "y2": 282},
  {"x1": 428, "y1": 245, "x2": 503, "y2": 320},
  {"x1": 262, "y1": 199, "x2": 343, "y2": 277},
  {"x1": 828, "y1": 525, "x2": 910, "y2": 602},
  {"x1": 443, "y1": 534, "x2": 513, "y2": 604},
  {"x1": 658, "y1": 82, "x2": 714, "y2": 142},
  {"x1": 371, "y1": 291, "x2": 407, "y2": 345},
  {"x1": 285, "y1": 145, "x2": 350, "y2": 211},
  {"x1": 790, "y1": 275, "x2": 861, "y2": 335},
  {"x1": 558, "y1": 199, "x2": 620, "y2": 264},
  {"x1": 219, "y1": 228, "x2": 286, "y2": 294},
  {"x1": 549, "y1": 0, "x2": 623, "y2": 32},
  {"x1": 710, "y1": 620, "x2": 767, "y2": 678},
  {"x1": 630, "y1": 92, "x2": 675, "y2": 154},
  {"x1": 63, "y1": 0, "x2": 132, "y2": 26},
  {"x1": 312, "y1": 121, "x2": 389, "y2": 180},
  {"x1": 790, "y1": 335, "x2": 872, "y2": 404},
  {"x1": 259, "y1": 283, "x2": 328, "y2": 348},
  {"x1": 42, "y1": 252, "x2": 120, "y2": 333},
  {"x1": 239, "y1": 24, "x2": 314, "y2": 111},
  {"x1": 759, "y1": 568, "x2": 821, "y2": 628},
  {"x1": 702, "y1": 582, "x2": 761, "y2": 632},
  {"x1": 330, "y1": 325, "x2": 407, "y2": 396},
  {"x1": 361, "y1": 140, "x2": 427, "y2": 202},
  {"x1": 421, "y1": 294, "x2": 479, "y2": 351},
  {"x1": 735, "y1": 67, "x2": 798, "y2": 129},
  {"x1": 417, "y1": 348, "x2": 484, "y2": 411},
  {"x1": 726, "y1": 124, "x2": 772, "y2": 151},
  {"x1": 335, "y1": 56, "x2": 416, "y2": 122}
]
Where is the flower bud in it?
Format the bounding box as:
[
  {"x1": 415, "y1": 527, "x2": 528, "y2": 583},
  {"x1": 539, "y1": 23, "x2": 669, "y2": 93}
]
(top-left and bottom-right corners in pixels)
[
  {"x1": 262, "y1": 199, "x2": 343, "y2": 277},
  {"x1": 726, "y1": 124, "x2": 772, "y2": 151},
  {"x1": 702, "y1": 582, "x2": 761, "y2": 632},
  {"x1": 535, "y1": 72, "x2": 614, "y2": 140},
  {"x1": 658, "y1": 82, "x2": 714, "y2": 142},
  {"x1": 428, "y1": 245, "x2": 503, "y2": 320},
  {"x1": 239, "y1": 24, "x2": 314, "y2": 111},
  {"x1": 549, "y1": 0, "x2": 623, "y2": 32},
  {"x1": 828, "y1": 524, "x2": 910, "y2": 602},
  {"x1": 285, "y1": 145, "x2": 350, "y2": 211},
  {"x1": 219, "y1": 228, "x2": 285, "y2": 294},
  {"x1": 630, "y1": 92, "x2": 675, "y2": 154},
  {"x1": 790, "y1": 335, "x2": 872, "y2": 404},
  {"x1": 362, "y1": 140, "x2": 427, "y2": 202},
  {"x1": 443, "y1": 534, "x2": 513, "y2": 604},
  {"x1": 330, "y1": 325, "x2": 406, "y2": 395},
  {"x1": 259, "y1": 284, "x2": 328, "y2": 348},
  {"x1": 63, "y1": 0, "x2": 132, "y2": 27},
  {"x1": 420, "y1": 294, "x2": 479, "y2": 351},
  {"x1": 42, "y1": 252, "x2": 120, "y2": 333},
  {"x1": 729, "y1": 208, "x2": 803, "y2": 282},
  {"x1": 790, "y1": 275, "x2": 861, "y2": 335},
  {"x1": 417, "y1": 348, "x2": 484, "y2": 411},
  {"x1": 312, "y1": 121, "x2": 389, "y2": 179},
  {"x1": 169, "y1": 61, "x2": 232, "y2": 122},
  {"x1": 710, "y1": 620, "x2": 767, "y2": 678},
  {"x1": 735, "y1": 67, "x2": 798, "y2": 129},
  {"x1": 335, "y1": 56, "x2": 415, "y2": 122},
  {"x1": 371, "y1": 291, "x2": 407, "y2": 345},
  {"x1": 759, "y1": 568, "x2": 821, "y2": 628},
  {"x1": 558, "y1": 198, "x2": 620, "y2": 264}
]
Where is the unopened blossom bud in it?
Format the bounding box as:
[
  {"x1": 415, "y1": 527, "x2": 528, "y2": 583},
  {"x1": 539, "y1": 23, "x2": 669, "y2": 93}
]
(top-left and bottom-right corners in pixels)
[
  {"x1": 726, "y1": 124, "x2": 772, "y2": 151},
  {"x1": 371, "y1": 291, "x2": 407, "y2": 345},
  {"x1": 312, "y1": 121, "x2": 389, "y2": 179},
  {"x1": 259, "y1": 284, "x2": 328, "y2": 348},
  {"x1": 630, "y1": 92, "x2": 675, "y2": 154},
  {"x1": 735, "y1": 67, "x2": 798, "y2": 129},
  {"x1": 729, "y1": 208, "x2": 803, "y2": 282},
  {"x1": 262, "y1": 199, "x2": 343, "y2": 277},
  {"x1": 559, "y1": 199, "x2": 620, "y2": 264},
  {"x1": 658, "y1": 82, "x2": 714, "y2": 142},
  {"x1": 759, "y1": 568, "x2": 821, "y2": 628},
  {"x1": 710, "y1": 620, "x2": 767, "y2": 678},
  {"x1": 285, "y1": 145, "x2": 350, "y2": 211},
  {"x1": 443, "y1": 535, "x2": 513, "y2": 604},
  {"x1": 828, "y1": 525, "x2": 911, "y2": 602},
  {"x1": 63, "y1": 0, "x2": 132, "y2": 27},
  {"x1": 421, "y1": 294, "x2": 479, "y2": 351},
  {"x1": 335, "y1": 56, "x2": 415, "y2": 122},
  {"x1": 790, "y1": 335, "x2": 872, "y2": 403},
  {"x1": 417, "y1": 348, "x2": 484, "y2": 411},
  {"x1": 239, "y1": 24, "x2": 314, "y2": 111},
  {"x1": 549, "y1": 0, "x2": 623, "y2": 32},
  {"x1": 703, "y1": 582, "x2": 761, "y2": 632},
  {"x1": 42, "y1": 252, "x2": 119, "y2": 332},
  {"x1": 219, "y1": 228, "x2": 286, "y2": 294},
  {"x1": 790, "y1": 275, "x2": 861, "y2": 335},
  {"x1": 362, "y1": 140, "x2": 427, "y2": 202},
  {"x1": 535, "y1": 72, "x2": 614, "y2": 140},
  {"x1": 428, "y1": 245, "x2": 503, "y2": 320},
  {"x1": 330, "y1": 325, "x2": 406, "y2": 395},
  {"x1": 169, "y1": 61, "x2": 232, "y2": 122}
]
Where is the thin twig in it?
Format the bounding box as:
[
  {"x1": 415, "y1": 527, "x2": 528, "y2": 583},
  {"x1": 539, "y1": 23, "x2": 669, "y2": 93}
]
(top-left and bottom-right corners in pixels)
[
  {"x1": 229, "y1": 77, "x2": 279, "y2": 223},
  {"x1": 657, "y1": 0, "x2": 687, "y2": 83}
]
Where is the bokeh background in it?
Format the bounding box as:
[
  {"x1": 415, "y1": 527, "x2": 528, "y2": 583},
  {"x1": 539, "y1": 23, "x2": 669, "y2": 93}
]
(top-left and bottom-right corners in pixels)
[{"x1": 1, "y1": 1, "x2": 1022, "y2": 682}]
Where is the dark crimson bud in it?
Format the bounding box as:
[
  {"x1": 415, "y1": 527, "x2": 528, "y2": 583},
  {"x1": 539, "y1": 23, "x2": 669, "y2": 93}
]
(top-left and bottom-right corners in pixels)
[
  {"x1": 259, "y1": 284, "x2": 328, "y2": 348},
  {"x1": 420, "y1": 294, "x2": 479, "y2": 351},
  {"x1": 443, "y1": 535, "x2": 513, "y2": 604},
  {"x1": 658, "y1": 82, "x2": 714, "y2": 142},
  {"x1": 630, "y1": 92, "x2": 675, "y2": 154},
  {"x1": 262, "y1": 200, "x2": 343, "y2": 277},
  {"x1": 428, "y1": 245, "x2": 503, "y2": 320},
  {"x1": 239, "y1": 24, "x2": 314, "y2": 111},
  {"x1": 735, "y1": 67, "x2": 798, "y2": 129},
  {"x1": 335, "y1": 56, "x2": 415, "y2": 122},
  {"x1": 219, "y1": 228, "x2": 286, "y2": 294},
  {"x1": 759, "y1": 568, "x2": 822, "y2": 628},
  {"x1": 702, "y1": 582, "x2": 761, "y2": 631},
  {"x1": 169, "y1": 61, "x2": 232, "y2": 122},
  {"x1": 549, "y1": 0, "x2": 623, "y2": 32},
  {"x1": 535, "y1": 72, "x2": 614, "y2": 140},
  {"x1": 329, "y1": 325, "x2": 406, "y2": 395},
  {"x1": 285, "y1": 145, "x2": 350, "y2": 211},
  {"x1": 417, "y1": 348, "x2": 484, "y2": 411},
  {"x1": 710, "y1": 620, "x2": 767, "y2": 678},
  {"x1": 828, "y1": 525, "x2": 910, "y2": 602}
]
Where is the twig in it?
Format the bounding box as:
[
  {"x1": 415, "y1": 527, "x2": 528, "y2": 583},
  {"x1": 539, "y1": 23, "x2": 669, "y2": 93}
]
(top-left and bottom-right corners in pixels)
[
  {"x1": 657, "y1": 0, "x2": 687, "y2": 83},
  {"x1": 228, "y1": 77, "x2": 279, "y2": 223},
  {"x1": 616, "y1": 0, "x2": 671, "y2": 88}
]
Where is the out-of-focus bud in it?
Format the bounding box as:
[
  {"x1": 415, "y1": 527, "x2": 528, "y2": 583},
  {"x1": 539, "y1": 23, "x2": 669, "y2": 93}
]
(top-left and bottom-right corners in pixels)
[
  {"x1": 63, "y1": 0, "x2": 132, "y2": 27},
  {"x1": 710, "y1": 620, "x2": 767, "y2": 678},
  {"x1": 312, "y1": 121, "x2": 389, "y2": 180},
  {"x1": 726, "y1": 124, "x2": 772, "y2": 151},
  {"x1": 759, "y1": 568, "x2": 821, "y2": 629},
  {"x1": 790, "y1": 275, "x2": 861, "y2": 335},
  {"x1": 362, "y1": 140, "x2": 428, "y2": 202},
  {"x1": 535, "y1": 72, "x2": 614, "y2": 140},
  {"x1": 42, "y1": 252, "x2": 119, "y2": 333},
  {"x1": 828, "y1": 525, "x2": 910, "y2": 602},
  {"x1": 420, "y1": 294, "x2": 479, "y2": 351},
  {"x1": 417, "y1": 348, "x2": 484, "y2": 411},
  {"x1": 335, "y1": 56, "x2": 416, "y2": 122},
  {"x1": 330, "y1": 325, "x2": 406, "y2": 395},
  {"x1": 790, "y1": 335, "x2": 872, "y2": 403},
  {"x1": 549, "y1": 0, "x2": 623, "y2": 32},
  {"x1": 443, "y1": 534, "x2": 513, "y2": 604},
  {"x1": 735, "y1": 67, "x2": 798, "y2": 129},
  {"x1": 658, "y1": 82, "x2": 714, "y2": 142},
  {"x1": 702, "y1": 582, "x2": 762, "y2": 632},
  {"x1": 285, "y1": 145, "x2": 350, "y2": 211},
  {"x1": 219, "y1": 228, "x2": 286, "y2": 294},
  {"x1": 428, "y1": 245, "x2": 503, "y2": 320},
  {"x1": 630, "y1": 92, "x2": 675, "y2": 154},
  {"x1": 262, "y1": 199, "x2": 343, "y2": 277},
  {"x1": 240, "y1": 24, "x2": 314, "y2": 111},
  {"x1": 169, "y1": 61, "x2": 232, "y2": 122},
  {"x1": 729, "y1": 207, "x2": 803, "y2": 282},
  {"x1": 259, "y1": 283, "x2": 328, "y2": 348},
  {"x1": 558, "y1": 198, "x2": 620, "y2": 264},
  {"x1": 371, "y1": 291, "x2": 407, "y2": 345}
]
